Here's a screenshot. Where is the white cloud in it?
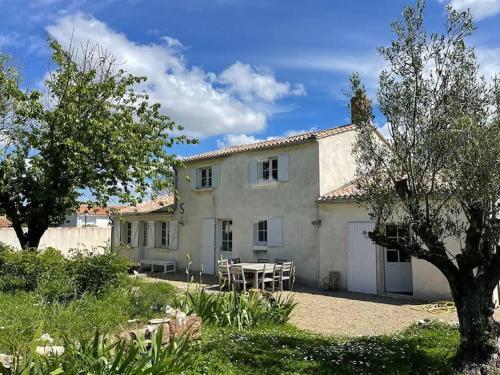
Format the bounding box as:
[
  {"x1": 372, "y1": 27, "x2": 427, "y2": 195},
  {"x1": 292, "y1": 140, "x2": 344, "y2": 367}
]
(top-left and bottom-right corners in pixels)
[
  {"x1": 219, "y1": 61, "x2": 305, "y2": 102},
  {"x1": 476, "y1": 47, "x2": 500, "y2": 80},
  {"x1": 45, "y1": 13, "x2": 304, "y2": 138},
  {"x1": 216, "y1": 127, "x2": 317, "y2": 148},
  {"x1": 443, "y1": 0, "x2": 500, "y2": 20}
]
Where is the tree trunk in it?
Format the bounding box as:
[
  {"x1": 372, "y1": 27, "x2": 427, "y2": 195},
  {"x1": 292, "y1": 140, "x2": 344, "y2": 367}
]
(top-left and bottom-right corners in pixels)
[{"x1": 452, "y1": 280, "x2": 500, "y2": 372}]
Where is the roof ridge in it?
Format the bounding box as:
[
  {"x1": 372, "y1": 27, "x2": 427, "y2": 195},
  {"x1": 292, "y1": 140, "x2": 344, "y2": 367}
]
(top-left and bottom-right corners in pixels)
[{"x1": 183, "y1": 123, "x2": 356, "y2": 163}]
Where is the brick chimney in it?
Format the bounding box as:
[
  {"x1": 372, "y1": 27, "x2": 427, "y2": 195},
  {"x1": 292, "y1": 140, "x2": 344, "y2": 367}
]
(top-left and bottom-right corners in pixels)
[{"x1": 350, "y1": 92, "x2": 372, "y2": 125}]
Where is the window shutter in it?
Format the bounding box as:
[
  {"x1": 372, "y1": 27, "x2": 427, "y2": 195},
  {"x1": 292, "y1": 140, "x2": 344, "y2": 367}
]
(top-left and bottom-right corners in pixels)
[
  {"x1": 112, "y1": 220, "x2": 121, "y2": 248},
  {"x1": 190, "y1": 168, "x2": 197, "y2": 189},
  {"x1": 147, "y1": 221, "x2": 155, "y2": 247},
  {"x1": 121, "y1": 223, "x2": 127, "y2": 244},
  {"x1": 212, "y1": 165, "x2": 220, "y2": 188},
  {"x1": 248, "y1": 160, "x2": 257, "y2": 185},
  {"x1": 268, "y1": 217, "x2": 283, "y2": 247},
  {"x1": 169, "y1": 220, "x2": 179, "y2": 249},
  {"x1": 215, "y1": 220, "x2": 222, "y2": 251},
  {"x1": 252, "y1": 221, "x2": 259, "y2": 245},
  {"x1": 155, "y1": 221, "x2": 162, "y2": 247},
  {"x1": 278, "y1": 154, "x2": 289, "y2": 182},
  {"x1": 131, "y1": 221, "x2": 139, "y2": 247}
]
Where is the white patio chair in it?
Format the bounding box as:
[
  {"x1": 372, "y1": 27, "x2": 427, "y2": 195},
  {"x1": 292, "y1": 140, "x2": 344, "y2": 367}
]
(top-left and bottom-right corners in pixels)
[
  {"x1": 279, "y1": 261, "x2": 295, "y2": 291},
  {"x1": 217, "y1": 259, "x2": 231, "y2": 291},
  {"x1": 231, "y1": 265, "x2": 248, "y2": 293},
  {"x1": 260, "y1": 263, "x2": 277, "y2": 292}
]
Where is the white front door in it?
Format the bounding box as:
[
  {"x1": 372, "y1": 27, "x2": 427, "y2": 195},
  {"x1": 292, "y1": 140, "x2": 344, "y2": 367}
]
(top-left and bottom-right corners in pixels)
[
  {"x1": 384, "y1": 249, "x2": 413, "y2": 293},
  {"x1": 200, "y1": 218, "x2": 216, "y2": 275},
  {"x1": 347, "y1": 222, "x2": 377, "y2": 294}
]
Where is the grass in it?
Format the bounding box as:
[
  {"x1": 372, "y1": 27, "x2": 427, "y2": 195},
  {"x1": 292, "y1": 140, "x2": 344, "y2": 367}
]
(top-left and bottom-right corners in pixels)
[
  {"x1": 185, "y1": 322, "x2": 459, "y2": 374},
  {"x1": 0, "y1": 278, "x2": 459, "y2": 374},
  {"x1": 0, "y1": 278, "x2": 177, "y2": 351}
]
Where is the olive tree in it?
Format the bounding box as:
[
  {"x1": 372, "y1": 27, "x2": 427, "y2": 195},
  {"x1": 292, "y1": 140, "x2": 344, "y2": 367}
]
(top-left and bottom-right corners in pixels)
[
  {"x1": 352, "y1": 1, "x2": 500, "y2": 371},
  {"x1": 0, "y1": 40, "x2": 192, "y2": 249}
]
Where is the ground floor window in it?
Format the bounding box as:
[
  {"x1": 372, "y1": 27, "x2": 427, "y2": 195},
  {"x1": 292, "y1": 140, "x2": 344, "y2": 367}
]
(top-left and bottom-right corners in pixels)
[
  {"x1": 161, "y1": 222, "x2": 168, "y2": 246},
  {"x1": 254, "y1": 220, "x2": 268, "y2": 245},
  {"x1": 221, "y1": 220, "x2": 233, "y2": 252},
  {"x1": 126, "y1": 222, "x2": 132, "y2": 244}
]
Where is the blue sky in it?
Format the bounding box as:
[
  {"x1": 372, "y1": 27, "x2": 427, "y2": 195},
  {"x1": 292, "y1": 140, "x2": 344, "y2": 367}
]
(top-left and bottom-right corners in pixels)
[{"x1": 1, "y1": 0, "x2": 499, "y2": 157}]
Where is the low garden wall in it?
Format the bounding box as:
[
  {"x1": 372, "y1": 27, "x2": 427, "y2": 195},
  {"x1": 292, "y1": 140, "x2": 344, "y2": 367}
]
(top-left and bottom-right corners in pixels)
[{"x1": 0, "y1": 227, "x2": 111, "y2": 255}]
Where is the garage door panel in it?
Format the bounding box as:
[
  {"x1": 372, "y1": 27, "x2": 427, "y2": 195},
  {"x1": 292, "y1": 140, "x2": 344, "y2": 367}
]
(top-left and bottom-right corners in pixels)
[{"x1": 347, "y1": 222, "x2": 377, "y2": 294}]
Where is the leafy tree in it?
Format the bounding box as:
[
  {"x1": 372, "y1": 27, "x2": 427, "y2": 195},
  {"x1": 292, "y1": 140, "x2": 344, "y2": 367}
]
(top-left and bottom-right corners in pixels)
[
  {"x1": 0, "y1": 40, "x2": 192, "y2": 249},
  {"x1": 353, "y1": 1, "x2": 500, "y2": 371}
]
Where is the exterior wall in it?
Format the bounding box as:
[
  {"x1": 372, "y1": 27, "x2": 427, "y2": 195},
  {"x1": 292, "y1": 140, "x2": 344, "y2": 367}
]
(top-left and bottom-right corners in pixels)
[
  {"x1": 61, "y1": 214, "x2": 110, "y2": 228},
  {"x1": 0, "y1": 227, "x2": 111, "y2": 256},
  {"x1": 318, "y1": 130, "x2": 358, "y2": 196},
  {"x1": 176, "y1": 142, "x2": 322, "y2": 284},
  {"x1": 318, "y1": 201, "x2": 453, "y2": 300}
]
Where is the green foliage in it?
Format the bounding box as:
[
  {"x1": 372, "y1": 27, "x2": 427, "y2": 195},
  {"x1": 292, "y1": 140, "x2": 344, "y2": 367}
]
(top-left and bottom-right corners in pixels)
[
  {"x1": 68, "y1": 250, "x2": 130, "y2": 296},
  {"x1": 0, "y1": 245, "x2": 130, "y2": 300},
  {"x1": 182, "y1": 289, "x2": 296, "y2": 329},
  {"x1": 187, "y1": 322, "x2": 458, "y2": 374},
  {"x1": 0, "y1": 279, "x2": 177, "y2": 352},
  {"x1": 9, "y1": 326, "x2": 193, "y2": 374},
  {"x1": 0, "y1": 40, "x2": 194, "y2": 249}
]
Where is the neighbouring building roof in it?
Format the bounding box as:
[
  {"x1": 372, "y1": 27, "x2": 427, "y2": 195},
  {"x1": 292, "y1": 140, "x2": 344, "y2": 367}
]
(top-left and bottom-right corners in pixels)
[
  {"x1": 76, "y1": 204, "x2": 110, "y2": 216},
  {"x1": 0, "y1": 216, "x2": 12, "y2": 228},
  {"x1": 182, "y1": 124, "x2": 357, "y2": 163},
  {"x1": 318, "y1": 180, "x2": 362, "y2": 202},
  {"x1": 115, "y1": 195, "x2": 175, "y2": 216}
]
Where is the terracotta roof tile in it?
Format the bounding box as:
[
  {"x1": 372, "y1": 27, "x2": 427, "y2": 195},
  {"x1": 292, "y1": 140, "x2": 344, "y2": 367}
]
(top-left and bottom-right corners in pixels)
[
  {"x1": 115, "y1": 195, "x2": 175, "y2": 215},
  {"x1": 0, "y1": 216, "x2": 12, "y2": 228},
  {"x1": 76, "y1": 205, "x2": 110, "y2": 215},
  {"x1": 182, "y1": 124, "x2": 357, "y2": 163},
  {"x1": 319, "y1": 180, "x2": 361, "y2": 202}
]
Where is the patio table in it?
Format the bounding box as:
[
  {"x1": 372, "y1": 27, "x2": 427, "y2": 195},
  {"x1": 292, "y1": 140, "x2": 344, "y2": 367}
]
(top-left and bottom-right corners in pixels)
[{"x1": 231, "y1": 263, "x2": 282, "y2": 289}]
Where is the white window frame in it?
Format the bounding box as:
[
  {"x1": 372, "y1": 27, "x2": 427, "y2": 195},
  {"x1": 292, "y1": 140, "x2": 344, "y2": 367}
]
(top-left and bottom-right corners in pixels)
[
  {"x1": 126, "y1": 222, "x2": 132, "y2": 244},
  {"x1": 384, "y1": 224, "x2": 411, "y2": 263},
  {"x1": 160, "y1": 221, "x2": 169, "y2": 247},
  {"x1": 199, "y1": 167, "x2": 213, "y2": 188},
  {"x1": 143, "y1": 222, "x2": 148, "y2": 246},
  {"x1": 221, "y1": 220, "x2": 233, "y2": 252},
  {"x1": 257, "y1": 157, "x2": 278, "y2": 183},
  {"x1": 255, "y1": 220, "x2": 268, "y2": 246}
]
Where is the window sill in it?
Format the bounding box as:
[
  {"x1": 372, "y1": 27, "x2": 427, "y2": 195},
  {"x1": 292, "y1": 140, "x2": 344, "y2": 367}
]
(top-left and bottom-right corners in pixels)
[
  {"x1": 252, "y1": 180, "x2": 281, "y2": 187},
  {"x1": 192, "y1": 187, "x2": 215, "y2": 192},
  {"x1": 253, "y1": 245, "x2": 268, "y2": 251}
]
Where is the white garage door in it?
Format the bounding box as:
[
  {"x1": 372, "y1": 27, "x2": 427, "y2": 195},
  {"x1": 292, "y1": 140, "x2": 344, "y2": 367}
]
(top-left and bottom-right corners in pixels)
[{"x1": 347, "y1": 222, "x2": 377, "y2": 294}]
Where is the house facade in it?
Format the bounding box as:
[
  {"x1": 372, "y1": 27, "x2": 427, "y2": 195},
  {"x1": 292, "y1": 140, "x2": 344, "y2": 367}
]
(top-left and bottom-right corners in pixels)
[
  {"x1": 112, "y1": 123, "x2": 467, "y2": 301},
  {"x1": 61, "y1": 205, "x2": 111, "y2": 228}
]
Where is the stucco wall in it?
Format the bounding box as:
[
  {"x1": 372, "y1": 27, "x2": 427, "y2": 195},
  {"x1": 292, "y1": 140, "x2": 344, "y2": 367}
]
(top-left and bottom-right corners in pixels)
[
  {"x1": 318, "y1": 130, "x2": 358, "y2": 196},
  {"x1": 318, "y1": 201, "x2": 453, "y2": 300},
  {"x1": 0, "y1": 227, "x2": 111, "y2": 256},
  {"x1": 176, "y1": 142, "x2": 322, "y2": 284}
]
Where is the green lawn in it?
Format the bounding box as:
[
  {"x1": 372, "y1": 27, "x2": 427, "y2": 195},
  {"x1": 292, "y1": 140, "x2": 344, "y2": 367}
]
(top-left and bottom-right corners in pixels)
[
  {"x1": 188, "y1": 323, "x2": 458, "y2": 374},
  {"x1": 0, "y1": 279, "x2": 459, "y2": 374}
]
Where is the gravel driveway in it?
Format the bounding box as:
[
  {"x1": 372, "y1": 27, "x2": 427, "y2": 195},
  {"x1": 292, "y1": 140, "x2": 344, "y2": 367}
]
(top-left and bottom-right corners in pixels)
[{"x1": 144, "y1": 273, "x2": 500, "y2": 336}]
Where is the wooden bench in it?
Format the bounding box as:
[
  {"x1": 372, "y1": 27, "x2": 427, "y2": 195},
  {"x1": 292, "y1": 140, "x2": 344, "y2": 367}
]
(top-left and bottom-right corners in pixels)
[{"x1": 140, "y1": 259, "x2": 176, "y2": 274}]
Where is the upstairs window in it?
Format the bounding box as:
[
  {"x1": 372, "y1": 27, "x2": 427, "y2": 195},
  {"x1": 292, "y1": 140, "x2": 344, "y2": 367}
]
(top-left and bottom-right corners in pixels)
[
  {"x1": 199, "y1": 167, "x2": 213, "y2": 188},
  {"x1": 258, "y1": 158, "x2": 278, "y2": 182}
]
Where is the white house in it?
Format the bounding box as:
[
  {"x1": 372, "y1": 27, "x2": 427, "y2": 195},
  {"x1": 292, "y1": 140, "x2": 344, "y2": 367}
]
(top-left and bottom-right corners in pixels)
[{"x1": 61, "y1": 205, "x2": 111, "y2": 228}]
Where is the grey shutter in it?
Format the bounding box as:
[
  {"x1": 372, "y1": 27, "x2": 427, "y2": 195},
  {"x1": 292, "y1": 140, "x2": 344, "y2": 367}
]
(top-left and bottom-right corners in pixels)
[
  {"x1": 131, "y1": 221, "x2": 139, "y2": 247},
  {"x1": 216, "y1": 220, "x2": 222, "y2": 251},
  {"x1": 190, "y1": 168, "x2": 197, "y2": 189},
  {"x1": 253, "y1": 221, "x2": 259, "y2": 245},
  {"x1": 155, "y1": 221, "x2": 162, "y2": 247},
  {"x1": 278, "y1": 154, "x2": 289, "y2": 182},
  {"x1": 248, "y1": 160, "x2": 257, "y2": 185},
  {"x1": 212, "y1": 165, "x2": 220, "y2": 188},
  {"x1": 147, "y1": 221, "x2": 155, "y2": 247},
  {"x1": 268, "y1": 217, "x2": 283, "y2": 247},
  {"x1": 121, "y1": 222, "x2": 127, "y2": 244},
  {"x1": 169, "y1": 220, "x2": 178, "y2": 249}
]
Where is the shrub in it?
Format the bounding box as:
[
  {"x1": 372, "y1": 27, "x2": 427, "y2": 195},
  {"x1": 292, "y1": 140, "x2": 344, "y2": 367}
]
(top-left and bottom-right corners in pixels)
[
  {"x1": 127, "y1": 279, "x2": 178, "y2": 319},
  {"x1": 182, "y1": 289, "x2": 296, "y2": 329}
]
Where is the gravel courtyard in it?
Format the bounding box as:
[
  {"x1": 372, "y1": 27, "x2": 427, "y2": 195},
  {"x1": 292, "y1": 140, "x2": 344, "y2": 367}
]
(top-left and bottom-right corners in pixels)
[{"x1": 144, "y1": 273, "x2": 500, "y2": 336}]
